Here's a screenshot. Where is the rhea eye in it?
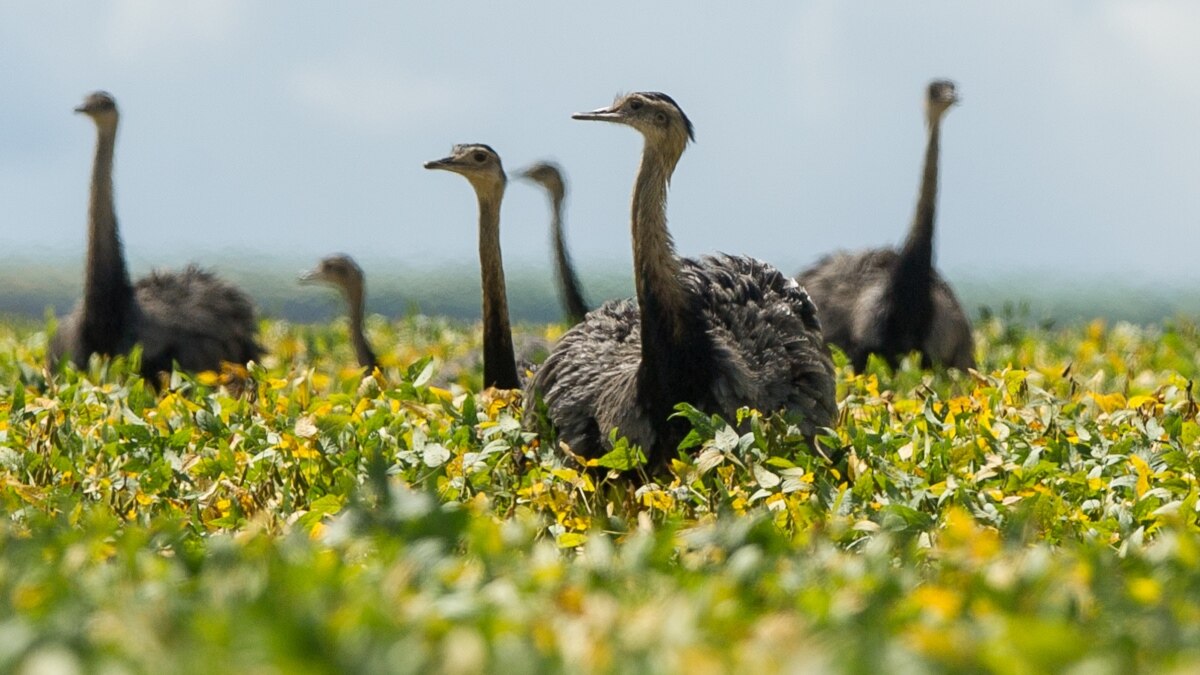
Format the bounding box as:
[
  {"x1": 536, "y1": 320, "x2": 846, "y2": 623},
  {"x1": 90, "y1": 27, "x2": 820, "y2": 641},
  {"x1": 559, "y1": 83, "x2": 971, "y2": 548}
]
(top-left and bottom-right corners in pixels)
[
  {"x1": 473, "y1": 152, "x2": 487, "y2": 162},
  {"x1": 629, "y1": 99, "x2": 643, "y2": 111}
]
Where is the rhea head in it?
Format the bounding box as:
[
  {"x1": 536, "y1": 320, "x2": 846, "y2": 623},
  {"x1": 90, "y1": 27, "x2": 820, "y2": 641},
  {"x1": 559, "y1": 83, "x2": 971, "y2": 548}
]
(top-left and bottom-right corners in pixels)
[
  {"x1": 573, "y1": 92, "x2": 695, "y2": 158},
  {"x1": 424, "y1": 144, "x2": 506, "y2": 197},
  {"x1": 517, "y1": 161, "x2": 566, "y2": 202},
  {"x1": 926, "y1": 79, "x2": 959, "y2": 124},
  {"x1": 299, "y1": 254, "x2": 364, "y2": 298},
  {"x1": 75, "y1": 91, "x2": 119, "y2": 130}
]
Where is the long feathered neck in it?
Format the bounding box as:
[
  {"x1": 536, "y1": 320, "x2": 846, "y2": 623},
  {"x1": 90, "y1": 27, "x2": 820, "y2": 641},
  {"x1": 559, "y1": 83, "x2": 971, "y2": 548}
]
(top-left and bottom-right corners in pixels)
[
  {"x1": 896, "y1": 119, "x2": 941, "y2": 279},
  {"x1": 477, "y1": 190, "x2": 520, "y2": 389},
  {"x1": 82, "y1": 121, "x2": 135, "y2": 355},
  {"x1": 548, "y1": 188, "x2": 589, "y2": 324},
  {"x1": 631, "y1": 139, "x2": 712, "y2": 459},
  {"x1": 632, "y1": 145, "x2": 688, "y2": 341},
  {"x1": 885, "y1": 116, "x2": 943, "y2": 352},
  {"x1": 345, "y1": 282, "x2": 377, "y2": 370}
]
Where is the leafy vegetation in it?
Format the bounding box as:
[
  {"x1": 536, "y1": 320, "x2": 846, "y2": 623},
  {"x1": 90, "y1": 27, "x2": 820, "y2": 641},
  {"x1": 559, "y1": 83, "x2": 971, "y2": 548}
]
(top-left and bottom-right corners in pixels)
[{"x1": 2, "y1": 312, "x2": 1200, "y2": 673}]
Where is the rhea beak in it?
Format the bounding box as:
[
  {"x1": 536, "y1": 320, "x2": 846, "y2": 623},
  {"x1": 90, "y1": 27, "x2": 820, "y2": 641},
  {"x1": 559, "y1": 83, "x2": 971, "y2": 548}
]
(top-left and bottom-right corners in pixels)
[
  {"x1": 424, "y1": 157, "x2": 457, "y2": 171},
  {"x1": 571, "y1": 106, "x2": 623, "y2": 123},
  {"x1": 298, "y1": 268, "x2": 322, "y2": 284},
  {"x1": 73, "y1": 104, "x2": 88, "y2": 114}
]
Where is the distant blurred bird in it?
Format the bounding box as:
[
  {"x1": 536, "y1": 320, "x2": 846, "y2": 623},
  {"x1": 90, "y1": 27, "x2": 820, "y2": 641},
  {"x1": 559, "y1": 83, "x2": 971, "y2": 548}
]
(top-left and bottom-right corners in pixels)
[
  {"x1": 425, "y1": 144, "x2": 520, "y2": 390},
  {"x1": 516, "y1": 162, "x2": 590, "y2": 325},
  {"x1": 527, "y1": 92, "x2": 837, "y2": 467},
  {"x1": 798, "y1": 80, "x2": 974, "y2": 372},
  {"x1": 300, "y1": 254, "x2": 378, "y2": 370},
  {"x1": 50, "y1": 91, "x2": 261, "y2": 381}
]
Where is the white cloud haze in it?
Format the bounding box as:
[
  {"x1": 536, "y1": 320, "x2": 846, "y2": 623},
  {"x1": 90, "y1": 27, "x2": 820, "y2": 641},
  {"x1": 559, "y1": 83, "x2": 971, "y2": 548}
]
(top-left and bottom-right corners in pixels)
[{"x1": 0, "y1": 2, "x2": 1196, "y2": 284}]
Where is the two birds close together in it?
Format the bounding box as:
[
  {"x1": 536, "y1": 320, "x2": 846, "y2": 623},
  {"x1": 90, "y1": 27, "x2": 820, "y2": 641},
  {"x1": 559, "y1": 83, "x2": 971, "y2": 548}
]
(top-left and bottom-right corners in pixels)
[{"x1": 50, "y1": 83, "x2": 973, "y2": 469}]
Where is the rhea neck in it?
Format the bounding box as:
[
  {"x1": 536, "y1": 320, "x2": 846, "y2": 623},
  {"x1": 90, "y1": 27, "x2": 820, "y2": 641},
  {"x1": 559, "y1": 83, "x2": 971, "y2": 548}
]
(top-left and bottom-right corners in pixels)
[
  {"x1": 343, "y1": 281, "x2": 377, "y2": 370},
  {"x1": 83, "y1": 117, "x2": 135, "y2": 355},
  {"x1": 475, "y1": 184, "x2": 520, "y2": 389},
  {"x1": 886, "y1": 110, "x2": 945, "y2": 350},
  {"x1": 631, "y1": 139, "x2": 689, "y2": 341},
  {"x1": 897, "y1": 112, "x2": 943, "y2": 278},
  {"x1": 546, "y1": 185, "x2": 589, "y2": 324},
  {"x1": 630, "y1": 133, "x2": 712, "y2": 455}
]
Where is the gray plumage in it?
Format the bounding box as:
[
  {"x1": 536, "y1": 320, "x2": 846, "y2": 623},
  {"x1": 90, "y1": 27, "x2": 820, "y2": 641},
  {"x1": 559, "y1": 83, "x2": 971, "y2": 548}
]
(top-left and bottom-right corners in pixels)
[
  {"x1": 527, "y1": 92, "x2": 836, "y2": 465},
  {"x1": 516, "y1": 162, "x2": 590, "y2": 325},
  {"x1": 798, "y1": 80, "x2": 975, "y2": 372},
  {"x1": 799, "y1": 250, "x2": 974, "y2": 371},
  {"x1": 49, "y1": 91, "x2": 261, "y2": 381},
  {"x1": 299, "y1": 254, "x2": 378, "y2": 370}
]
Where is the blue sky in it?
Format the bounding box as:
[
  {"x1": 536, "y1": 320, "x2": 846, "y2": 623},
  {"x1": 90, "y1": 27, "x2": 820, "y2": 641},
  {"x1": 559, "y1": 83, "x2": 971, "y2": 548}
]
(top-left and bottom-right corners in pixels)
[{"x1": 1, "y1": 2, "x2": 1198, "y2": 283}]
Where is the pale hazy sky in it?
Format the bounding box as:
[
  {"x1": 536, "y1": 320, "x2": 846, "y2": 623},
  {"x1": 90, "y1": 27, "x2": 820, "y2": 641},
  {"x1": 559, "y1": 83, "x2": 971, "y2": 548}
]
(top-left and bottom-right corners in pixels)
[{"x1": 1, "y1": 2, "x2": 1198, "y2": 283}]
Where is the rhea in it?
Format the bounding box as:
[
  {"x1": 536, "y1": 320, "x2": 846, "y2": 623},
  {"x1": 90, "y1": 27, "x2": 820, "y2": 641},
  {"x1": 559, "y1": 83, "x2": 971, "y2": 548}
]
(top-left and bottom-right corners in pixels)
[
  {"x1": 798, "y1": 80, "x2": 975, "y2": 372},
  {"x1": 517, "y1": 162, "x2": 590, "y2": 325},
  {"x1": 299, "y1": 254, "x2": 378, "y2": 370},
  {"x1": 49, "y1": 91, "x2": 261, "y2": 381},
  {"x1": 425, "y1": 144, "x2": 520, "y2": 390},
  {"x1": 527, "y1": 92, "x2": 837, "y2": 466}
]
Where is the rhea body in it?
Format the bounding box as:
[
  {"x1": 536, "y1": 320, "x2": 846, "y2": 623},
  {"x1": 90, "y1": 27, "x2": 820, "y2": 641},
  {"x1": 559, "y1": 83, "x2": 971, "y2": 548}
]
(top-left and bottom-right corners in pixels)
[
  {"x1": 798, "y1": 80, "x2": 974, "y2": 372},
  {"x1": 527, "y1": 92, "x2": 837, "y2": 466},
  {"x1": 300, "y1": 254, "x2": 378, "y2": 370},
  {"x1": 425, "y1": 144, "x2": 520, "y2": 390},
  {"x1": 49, "y1": 91, "x2": 261, "y2": 380},
  {"x1": 517, "y1": 162, "x2": 590, "y2": 324}
]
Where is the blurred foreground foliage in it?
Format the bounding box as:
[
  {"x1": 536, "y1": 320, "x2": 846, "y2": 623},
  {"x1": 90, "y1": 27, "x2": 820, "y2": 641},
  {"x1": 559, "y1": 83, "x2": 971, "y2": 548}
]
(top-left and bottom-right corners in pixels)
[{"x1": 1, "y1": 313, "x2": 1200, "y2": 673}]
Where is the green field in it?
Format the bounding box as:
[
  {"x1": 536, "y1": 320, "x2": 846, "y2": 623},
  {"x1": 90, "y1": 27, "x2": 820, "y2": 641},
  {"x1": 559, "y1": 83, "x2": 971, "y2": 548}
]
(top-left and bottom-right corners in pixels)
[
  {"x1": 5, "y1": 257, "x2": 1200, "y2": 325},
  {"x1": 2, "y1": 311, "x2": 1200, "y2": 673}
]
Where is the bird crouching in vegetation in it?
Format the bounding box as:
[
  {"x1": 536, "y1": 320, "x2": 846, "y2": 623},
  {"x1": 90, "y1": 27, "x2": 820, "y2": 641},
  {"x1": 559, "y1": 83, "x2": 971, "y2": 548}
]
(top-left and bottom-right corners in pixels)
[
  {"x1": 299, "y1": 254, "x2": 378, "y2": 370},
  {"x1": 49, "y1": 91, "x2": 261, "y2": 383},
  {"x1": 425, "y1": 144, "x2": 521, "y2": 390},
  {"x1": 526, "y1": 92, "x2": 837, "y2": 469},
  {"x1": 798, "y1": 80, "x2": 974, "y2": 372},
  {"x1": 517, "y1": 162, "x2": 590, "y2": 325}
]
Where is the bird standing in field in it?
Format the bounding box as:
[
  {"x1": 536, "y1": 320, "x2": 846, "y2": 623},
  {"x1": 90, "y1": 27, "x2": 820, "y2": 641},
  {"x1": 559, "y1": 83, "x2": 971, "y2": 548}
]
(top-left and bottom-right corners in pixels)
[
  {"x1": 299, "y1": 254, "x2": 378, "y2": 370},
  {"x1": 517, "y1": 162, "x2": 590, "y2": 325},
  {"x1": 425, "y1": 144, "x2": 521, "y2": 390},
  {"x1": 527, "y1": 92, "x2": 837, "y2": 466},
  {"x1": 798, "y1": 80, "x2": 974, "y2": 372},
  {"x1": 50, "y1": 91, "x2": 261, "y2": 381}
]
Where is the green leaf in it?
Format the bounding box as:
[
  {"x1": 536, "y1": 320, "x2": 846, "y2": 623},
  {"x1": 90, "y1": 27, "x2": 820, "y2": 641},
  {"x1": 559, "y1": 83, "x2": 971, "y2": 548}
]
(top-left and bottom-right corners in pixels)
[{"x1": 595, "y1": 437, "x2": 647, "y2": 471}]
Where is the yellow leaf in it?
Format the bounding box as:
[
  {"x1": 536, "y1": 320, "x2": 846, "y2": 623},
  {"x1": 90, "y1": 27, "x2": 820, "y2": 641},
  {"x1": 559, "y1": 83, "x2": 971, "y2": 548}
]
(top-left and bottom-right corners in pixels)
[
  {"x1": 1129, "y1": 454, "x2": 1152, "y2": 498},
  {"x1": 1088, "y1": 392, "x2": 1126, "y2": 414},
  {"x1": 639, "y1": 488, "x2": 675, "y2": 512},
  {"x1": 556, "y1": 532, "x2": 587, "y2": 548},
  {"x1": 550, "y1": 468, "x2": 579, "y2": 483},
  {"x1": 1127, "y1": 395, "x2": 1157, "y2": 409},
  {"x1": 1128, "y1": 577, "x2": 1161, "y2": 604},
  {"x1": 911, "y1": 585, "x2": 963, "y2": 621}
]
